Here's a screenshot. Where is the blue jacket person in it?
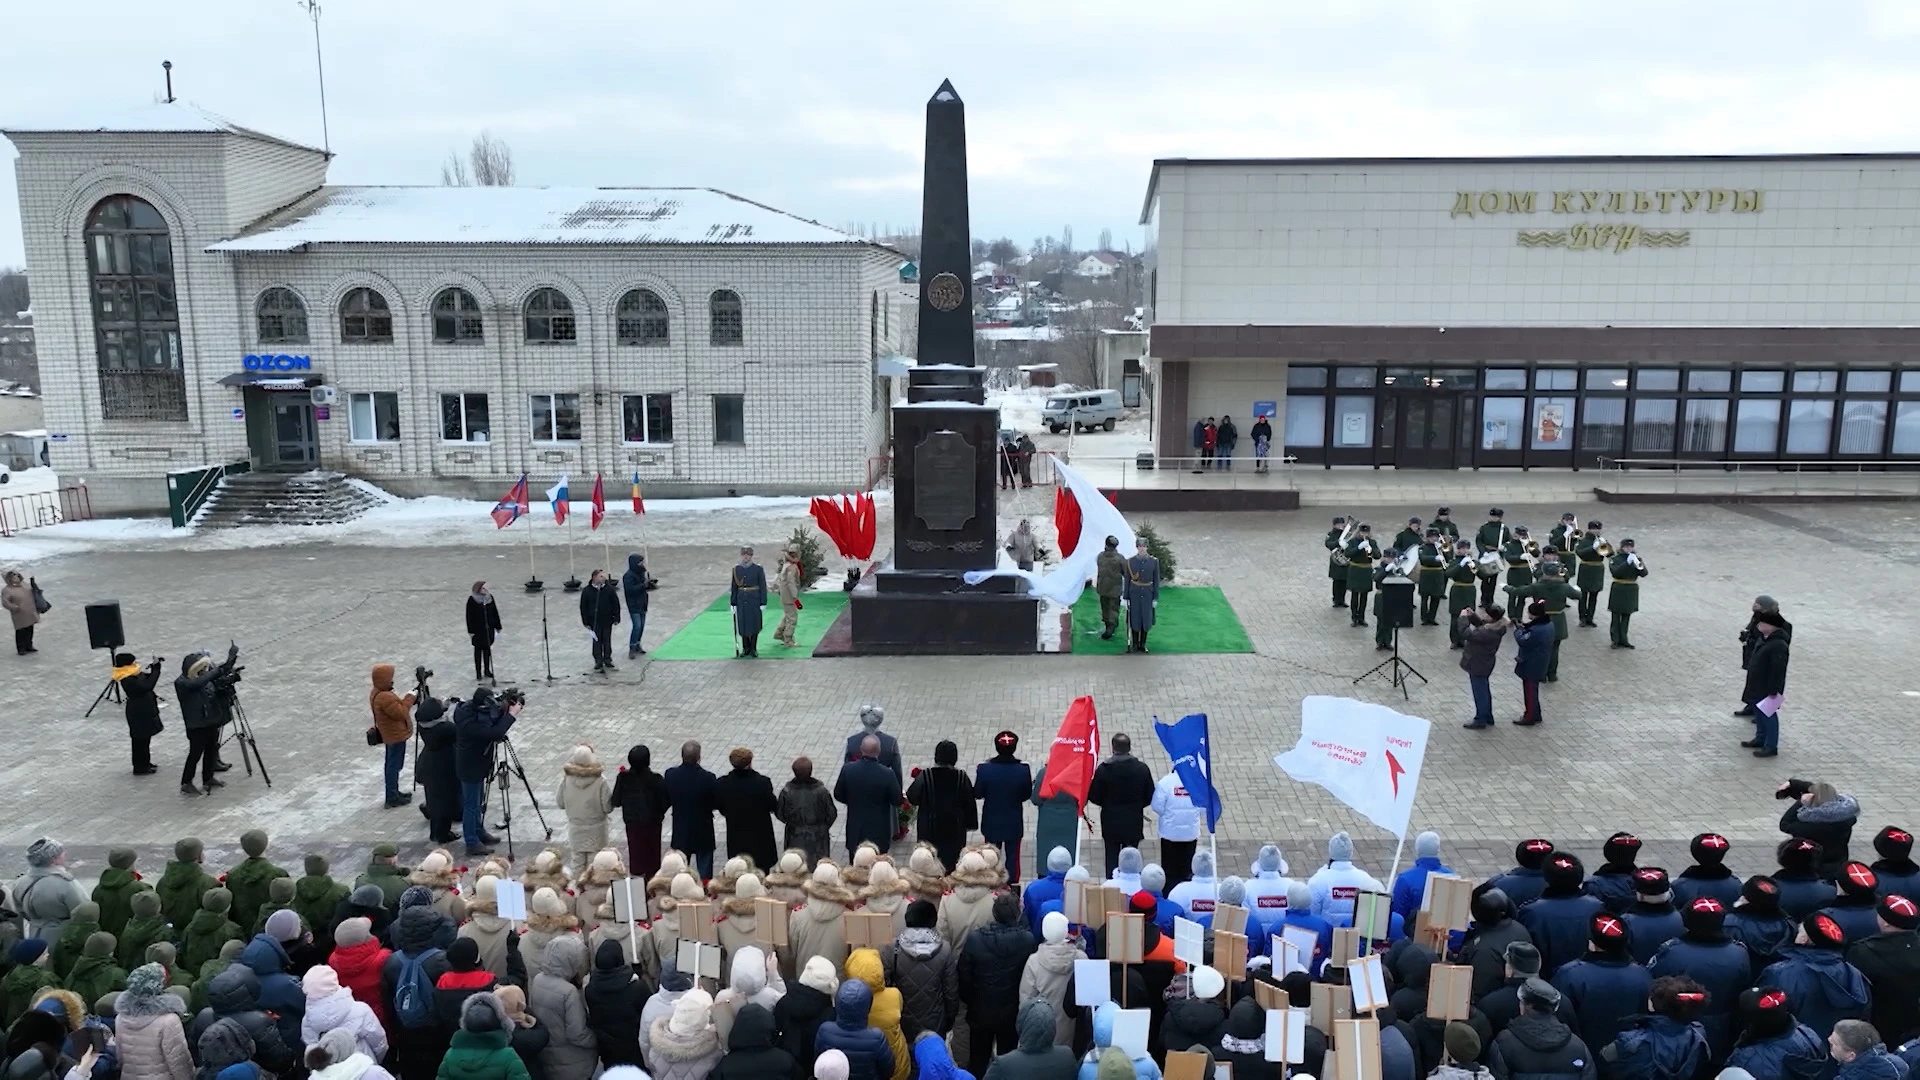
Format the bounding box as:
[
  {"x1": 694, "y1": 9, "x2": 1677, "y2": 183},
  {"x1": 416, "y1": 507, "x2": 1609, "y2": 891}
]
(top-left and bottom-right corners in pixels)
[
  {"x1": 729, "y1": 546, "x2": 769, "y2": 657},
  {"x1": 1123, "y1": 539, "x2": 1161, "y2": 653}
]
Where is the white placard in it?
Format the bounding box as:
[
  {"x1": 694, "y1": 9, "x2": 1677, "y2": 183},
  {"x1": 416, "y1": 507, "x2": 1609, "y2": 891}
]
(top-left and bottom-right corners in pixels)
[
  {"x1": 1074, "y1": 959, "x2": 1112, "y2": 1007},
  {"x1": 611, "y1": 879, "x2": 642, "y2": 924},
  {"x1": 1348, "y1": 954, "x2": 1389, "y2": 1013},
  {"x1": 1281, "y1": 925, "x2": 1319, "y2": 972},
  {"x1": 1111, "y1": 1008, "x2": 1151, "y2": 1058},
  {"x1": 675, "y1": 939, "x2": 722, "y2": 980},
  {"x1": 1271, "y1": 935, "x2": 1305, "y2": 978},
  {"x1": 1265, "y1": 1007, "x2": 1307, "y2": 1064},
  {"x1": 494, "y1": 880, "x2": 528, "y2": 921},
  {"x1": 1173, "y1": 916, "x2": 1205, "y2": 967}
]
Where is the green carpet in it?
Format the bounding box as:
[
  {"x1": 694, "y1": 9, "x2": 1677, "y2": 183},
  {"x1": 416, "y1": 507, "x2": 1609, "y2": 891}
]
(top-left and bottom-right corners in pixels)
[
  {"x1": 1068, "y1": 586, "x2": 1253, "y2": 655},
  {"x1": 650, "y1": 592, "x2": 850, "y2": 660}
]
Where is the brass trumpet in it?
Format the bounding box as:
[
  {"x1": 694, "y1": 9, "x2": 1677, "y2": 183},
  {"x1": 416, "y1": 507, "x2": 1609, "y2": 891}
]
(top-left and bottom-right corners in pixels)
[{"x1": 1595, "y1": 537, "x2": 1614, "y2": 558}]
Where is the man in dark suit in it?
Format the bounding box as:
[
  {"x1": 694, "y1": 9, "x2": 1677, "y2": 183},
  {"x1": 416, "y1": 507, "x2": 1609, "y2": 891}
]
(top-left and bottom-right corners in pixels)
[
  {"x1": 663, "y1": 739, "x2": 718, "y2": 878},
  {"x1": 833, "y1": 734, "x2": 903, "y2": 860},
  {"x1": 843, "y1": 705, "x2": 902, "y2": 785},
  {"x1": 1087, "y1": 733, "x2": 1155, "y2": 877}
]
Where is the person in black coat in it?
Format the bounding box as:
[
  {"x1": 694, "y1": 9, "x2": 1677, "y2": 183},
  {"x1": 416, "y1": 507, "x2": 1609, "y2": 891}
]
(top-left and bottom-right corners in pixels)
[
  {"x1": 1480, "y1": 942, "x2": 1576, "y2": 1038},
  {"x1": 906, "y1": 740, "x2": 977, "y2": 870},
  {"x1": 958, "y1": 892, "x2": 1037, "y2": 1068},
  {"x1": 1487, "y1": 979, "x2": 1595, "y2": 1080},
  {"x1": 453, "y1": 690, "x2": 518, "y2": 855},
  {"x1": 712, "y1": 1002, "x2": 795, "y2": 1080},
  {"x1": 1586, "y1": 832, "x2": 1645, "y2": 916},
  {"x1": 834, "y1": 736, "x2": 903, "y2": 860},
  {"x1": 1086, "y1": 734, "x2": 1155, "y2": 878},
  {"x1": 620, "y1": 553, "x2": 654, "y2": 659},
  {"x1": 774, "y1": 957, "x2": 839, "y2": 1079},
  {"x1": 584, "y1": 939, "x2": 648, "y2": 1067},
  {"x1": 1648, "y1": 896, "x2": 1753, "y2": 1059},
  {"x1": 174, "y1": 643, "x2": 238, "y2": 795},
  {"x1": 663, "y1": 741, "x2": 719, "y2": 879},
  {"x1": 714, "y1": 748, "x2": 779, "y2": 872},
  {"x1": 1551, "y1": 912, "x2": 1653, "y2": 1066},
  {"x1": 1777, "y1": 779, "x2": 1860, "y2": 878},
  {"x1": 579, "y1": 569, "x2": 623, "y2": 674},
  {"x1": 413, "y1": 694, "x2": 461, "y2": 844},
  {"x1": 1736, "y1": 595, "x2": 1791, "y2": 715},
  {"x1": 1847, "y1": 894, "x2": 1920, "y2": 1047},
  {"x1": 1461, "y1": 889, "x2": 1535, "y2": 1002},
  {"x1": 610, "y1": 744, "x2": 669, "y2": 881},
  {"x1": 466, "y1": 581, "x2": 502, "y2": 684},
  {"x1": 116, "y1": 652, "x2": 165, "y2": 776},
  {"x1": 1739, "y1": 611, "x2": 1791, "y2": 756}
]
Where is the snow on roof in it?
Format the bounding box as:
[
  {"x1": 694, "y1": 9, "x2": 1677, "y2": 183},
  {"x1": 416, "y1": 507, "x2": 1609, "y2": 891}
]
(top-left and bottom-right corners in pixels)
[
  {"x1": 206, "y1": 186, "x2": 882, "y2": 251},
  {"x1": 977, "y1": 325, "x2": 1060, "y2": 342},
  {"x1": 2, "y1": 100, "x2": 323, "y2": 154}
]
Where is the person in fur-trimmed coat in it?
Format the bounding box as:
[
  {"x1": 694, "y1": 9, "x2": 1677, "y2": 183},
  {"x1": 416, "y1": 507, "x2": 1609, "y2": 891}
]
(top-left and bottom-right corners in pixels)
[
  {"x1": 638, "y1": 873, "x2": 710, "y2": 990},
  {"x1": 648, "y1": 988, "x2": 724, "y2": 1080},
  {"x1": 716, "y1": 874, "x2": 771, "y2": 973},
  {"x1": 861, "y1": 862, "x2": 913, "y2": 938},
  {"x1": 648, "y1": 852, "x2": 692, "y2": 920},
  {"x1": 457, "y1": 878, "x2": 524, "y2": 985},
  {"x1": 589, "y1": 898, "x2": 639, "y2": 969},
  {"x1": 763, "y1": 851, "x2": 809, "y2": 907},
  {"x1": 902, "y1": 846, "x2": 949, "y2": 908},
  {"x1": 937, "y1": 848, "x2": 1004, "y2": 953},
  {"x1": 409, "y1": 849, "x2": 469, "y2": 926},
  {"x1": 709, "y1": 856, "x2": 757, "y2": 901},
  {"x1": 844, "y1": 845, "x2": 885, "y2": 891},
  {"x1": 557, "y1": 747, "x2": 613, "y2": 875},
  {"x1": 788, "y1": 863, "x2": 856, "y2": 982},
  {"x1": 523, "y1": 888, "x2": 586, "y2": 983},
  {"x1": 573, "y1": 850, "x2": 625, "y2": 932},
  {"x1": 523, "y1": 850, "x2": 572, "y2": 898},
  {"x1": 116, "y1": 962, "x2": 195, "y2": 1080}
]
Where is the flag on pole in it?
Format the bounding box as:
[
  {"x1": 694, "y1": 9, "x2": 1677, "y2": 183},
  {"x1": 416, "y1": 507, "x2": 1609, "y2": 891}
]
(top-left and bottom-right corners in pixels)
[
  {"x1": 589, "y1": 473, "x2": 606, "y2": 530},
  {"x1": 631, "y1": 472, "x2": 645, "y2": 514},
  {"x1": 1037, "y1": 696, "x2": 1100, "y2": 807},
  {"x1": 1273, "y1": 696, "x2": 1431, "y2": 840},
  {"x1": 1154, "y1": 712, "x2": 1222, "y2": 833},
  {"x1": 490, "y1": 474, "x2": 530, "y2": 529},
  {"x1": 545, "y1": 474, "x2": 571, "y2": 525}
]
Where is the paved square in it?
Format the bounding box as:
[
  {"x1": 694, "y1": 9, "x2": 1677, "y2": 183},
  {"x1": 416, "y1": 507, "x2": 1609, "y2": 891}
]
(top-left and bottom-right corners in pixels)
[{"x1": 3, "y1": 495, "x2": 1917, "y2": 887}]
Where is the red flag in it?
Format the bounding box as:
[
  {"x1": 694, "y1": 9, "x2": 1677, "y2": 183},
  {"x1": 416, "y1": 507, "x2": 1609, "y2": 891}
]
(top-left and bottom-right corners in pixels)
[
  {"x1": 1038, "y1": 696, "x2": 1100, "y2": 808},
  {"x1": 1053, "y1": 486, "x2": 1082, "y2": 557},
  {"x1": 490, "y1": 474, "x2": 529, "y2": 529},
  {"x1": 852, "y1": 492, "x2": 876, "y2": 560},
  {"x1": 589, "y1": 474, "x2": 606, "y2": 530}
]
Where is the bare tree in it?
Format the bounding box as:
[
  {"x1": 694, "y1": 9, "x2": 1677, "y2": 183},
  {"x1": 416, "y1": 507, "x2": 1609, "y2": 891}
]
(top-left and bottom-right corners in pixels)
[
  {"x1": 1061, "y1": 225, "x2": 1074, "y2": 255},
  {"x1": 971, "y1": 238, "x2": 989, "y2": 262},
  {"x1": 1097, "y1": 227, "x2": 1113, "y2": 252},
  {"x1": 0, "y1": 269, "x2": 28, "y2": 318},
  {"x1": 986, "y1": 237, "x2": 1021, "y2": 265},
  {"x1": 441, "y1": 132, "x2": 516, "y2": 187}
]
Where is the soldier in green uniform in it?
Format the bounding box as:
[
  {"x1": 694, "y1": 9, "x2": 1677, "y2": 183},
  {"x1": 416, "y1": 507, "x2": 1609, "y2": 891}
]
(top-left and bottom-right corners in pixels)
[
  {"x1": 1416, "y1": 527, "x2": 1448, "y2": 625},
  {"x1": 1508, "y1": 562, "x2": 1579, "y2": 682},
  {"x1": 1324, "y1": 516, "x2": 1350, "y2": 609},
  {"x1": 1393, "y1": 516, "x2": 1423, "y2": 554},
  {"x1": 1608, "y1": 539, "x2": 1648, "y2": 649},
  {"x1": 1345, "y1": 524, "x2": 1380, "y2": 628},
  {"x1": 1537, "y1": 546, "x2": 1564, "y2": 584},
  {"x1": 1501, "y1": 525, "x2": 1535, "y2": 593},
  {"x1": 1574, "y1": 520, "x2": 1608, "y2": 627},
  {"x1": 1431, "y1": 507, "x2": 1460, "y2": 544},
  {"x1": 1446, "y1": 539, "x2": 1478, "y2": 648},
  {"x1": 1549, "y1": 512, "x2": 1580, "y2": 555},
  {"x1": 1474, "y1": 508, "x2": 1508, "y2": 607}
]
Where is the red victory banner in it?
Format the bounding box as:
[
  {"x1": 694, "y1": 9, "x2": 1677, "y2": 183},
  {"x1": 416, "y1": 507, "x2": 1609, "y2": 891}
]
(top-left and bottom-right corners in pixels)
[
  {"x1": 810, "y1": 493, "x2": 878, "y2": 561},
  {"x1": 1054, "y1": 486, "x2": 1083, "y2": 557},
  {"x1": 1039, "y1": 696, "x2": 1101, "y2": 807}
]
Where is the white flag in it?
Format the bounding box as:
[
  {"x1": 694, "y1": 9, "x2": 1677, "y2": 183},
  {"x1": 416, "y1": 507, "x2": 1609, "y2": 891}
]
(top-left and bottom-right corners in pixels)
[
  {"x1": 962, "y1": 455, "x2": 1136, "y2": 607},
  {"x1": 1273, "y1": 696, "x2": 1430, "y2": 840}
]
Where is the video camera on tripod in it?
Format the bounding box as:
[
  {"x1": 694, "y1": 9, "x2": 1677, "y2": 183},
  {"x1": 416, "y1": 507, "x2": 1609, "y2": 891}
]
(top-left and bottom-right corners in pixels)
[{"x1": 213, "y1": 641, "x2": 271, "y2": 788}]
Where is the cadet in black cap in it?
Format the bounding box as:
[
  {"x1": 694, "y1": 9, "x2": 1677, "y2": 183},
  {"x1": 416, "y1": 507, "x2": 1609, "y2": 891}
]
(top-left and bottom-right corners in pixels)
[
  {"x1": 1575, "y1": 520, "x2": 1608, "y2": 626},
  {"x1": 1345, "y1": 524, "x2": 1379, "y2": 627},
  {"x1": 1324, "y1": 516, "x2": 1351, "y2": 608}
]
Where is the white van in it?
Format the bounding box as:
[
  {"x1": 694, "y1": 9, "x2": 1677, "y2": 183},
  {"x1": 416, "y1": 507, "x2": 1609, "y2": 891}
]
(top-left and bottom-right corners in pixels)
[{"x1": 1041, "y1": 389, "x2": 1123, "y2": 433}]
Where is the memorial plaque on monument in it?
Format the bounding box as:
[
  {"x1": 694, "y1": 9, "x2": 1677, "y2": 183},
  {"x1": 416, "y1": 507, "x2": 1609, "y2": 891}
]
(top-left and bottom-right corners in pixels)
[{"x1": 913, "y1": 430, "x2": 978, "y2": 532}]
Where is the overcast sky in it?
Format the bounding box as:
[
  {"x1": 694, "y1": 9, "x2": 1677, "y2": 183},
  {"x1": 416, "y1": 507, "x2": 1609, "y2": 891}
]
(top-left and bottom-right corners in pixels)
[{"x1": 3, "y1": 1, "x2": 1918, "y2": 269}]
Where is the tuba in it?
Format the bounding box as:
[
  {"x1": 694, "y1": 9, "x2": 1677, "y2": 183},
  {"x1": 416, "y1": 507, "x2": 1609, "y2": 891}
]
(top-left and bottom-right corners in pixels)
[{"x1": 1330, "y1": 516, "x2": 1359, "y2": 565}]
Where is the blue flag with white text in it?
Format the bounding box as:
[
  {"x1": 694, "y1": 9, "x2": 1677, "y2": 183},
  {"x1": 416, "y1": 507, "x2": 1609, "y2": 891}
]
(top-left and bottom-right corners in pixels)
[{"x1": 1154, "y1": 712, "x2": 1222, "y2": 833}]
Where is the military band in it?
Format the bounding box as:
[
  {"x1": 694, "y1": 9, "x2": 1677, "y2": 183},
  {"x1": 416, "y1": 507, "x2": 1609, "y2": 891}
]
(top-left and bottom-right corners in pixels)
[
  {"x1": 1549, "y1": 512, "x2": 1580, "y2": 555},
  {"x1": 1393, "y1": 516, "x2": 1424, "y2": 555},
  {"x1": 1506, "y1": 562, "x2": 1579, "y2": 682},
  {"x1": 1446, "y1": 539, "x2": 1479, "y2": 648},
  {"x1": 1574, "y1": 521, "x2": 1609, "y2": 627},
  {"x1": 1608, "y1": 540, "x2": 1648, "y2": 649},
  {"x1": 1345, "y1": 524, "x2": 1379, "y2": 627},
  {"x1": 1416, "y1": 527, "x2": 1448, "y2": 625},
  {"x1": 1500, "y1": 525, "x2": 1535, "y2": 593},
  {"x1": 1431, "y1": 507, "x2": 1460, "y2": 544},
  {"x1": 1475, "y1": 507, "x2": 1509, "y2": 606}
]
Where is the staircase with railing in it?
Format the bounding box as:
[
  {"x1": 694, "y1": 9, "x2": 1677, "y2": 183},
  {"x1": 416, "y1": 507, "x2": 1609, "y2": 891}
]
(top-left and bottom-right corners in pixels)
[{"x1": 192, "y1": 470, "x2": 386, "y2": 528}]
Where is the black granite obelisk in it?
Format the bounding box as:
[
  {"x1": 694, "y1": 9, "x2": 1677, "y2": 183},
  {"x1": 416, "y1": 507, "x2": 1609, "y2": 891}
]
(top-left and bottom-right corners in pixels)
[{"x1": 847, "y1": 80, "x2": 1038, "y2": 654}]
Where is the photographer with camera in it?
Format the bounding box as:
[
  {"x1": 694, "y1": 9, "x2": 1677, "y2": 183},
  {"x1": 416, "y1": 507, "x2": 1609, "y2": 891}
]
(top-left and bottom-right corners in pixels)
[
  {"x1": 175, "y1": 643, "x2": 239, "y2": 796},
  {"x1": 369, "y1": 664, "x2": 418, "y2": 808},
  {"x1": 114, "y1": 651, "x2": 165, "y2": 777},
  {"x1": 453, "y1": 686, "x2": 523, "y2": 856}
]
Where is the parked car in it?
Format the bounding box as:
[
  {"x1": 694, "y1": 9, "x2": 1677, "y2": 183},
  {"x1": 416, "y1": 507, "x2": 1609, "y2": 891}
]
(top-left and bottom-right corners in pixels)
[{"x1": 1042, "y1": 389, "x2": 1123, "y2": 433}]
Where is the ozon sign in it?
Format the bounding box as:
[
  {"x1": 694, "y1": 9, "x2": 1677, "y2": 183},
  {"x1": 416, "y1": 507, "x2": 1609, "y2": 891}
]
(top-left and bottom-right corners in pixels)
[{"x1": 243, "y1": 354, "x2": 312, "y2": 371}]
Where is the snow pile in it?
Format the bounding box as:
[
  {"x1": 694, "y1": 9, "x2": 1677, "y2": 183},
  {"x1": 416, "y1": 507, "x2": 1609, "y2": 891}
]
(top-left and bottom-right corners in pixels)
[{"x1": 986, "y1": 384, "x2": 1081, "y2": 432}]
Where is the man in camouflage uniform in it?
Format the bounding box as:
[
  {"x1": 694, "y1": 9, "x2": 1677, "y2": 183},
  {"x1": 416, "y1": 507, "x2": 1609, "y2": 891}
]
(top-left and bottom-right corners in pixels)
[
  {"x1": 1608, "y1": 539, "x2": 1649, "y2": 649},
  {"x1": 1574, "y1": 520, "x2": 1608, "y2": 627},
  {"x1": 1345, "y1": 524, "x2": 1380, "y2": 628},
  {"x1": 1416, "y1": 527, "x2": 1448, "y2": 626},
  {"x1": 1324, "y1": 516, "x2": 1350, "y2": 609},
  {"x1": 1446, "y1": 539, "x2": 1479, "y2": 649},
  {"x1": 1508, "y1": 562, "x2": 1580, "y2": 682}
]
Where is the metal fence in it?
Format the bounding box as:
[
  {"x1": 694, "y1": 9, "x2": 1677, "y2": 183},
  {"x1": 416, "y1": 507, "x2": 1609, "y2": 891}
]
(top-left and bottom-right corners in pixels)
[
  {"x1": 1060, "y1": 453, "x2": 1300, "y2": 492},
  {"x1": 1598, "y1": 457, "x2": 1920, "y2": 496},
  {"x1": 0, "y1": 484, "x2": 92, "y2": 537}
]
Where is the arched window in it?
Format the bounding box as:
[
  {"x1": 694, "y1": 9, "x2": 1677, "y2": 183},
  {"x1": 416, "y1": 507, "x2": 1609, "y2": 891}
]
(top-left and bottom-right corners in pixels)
[
  {"x1": 85, "y1": 195, "x2": 185, "y2": 420},
  {"x1": 709, "y1": 289, "x2": 743, "y2": 347},
  {"x1": 256, "y1": 288, "x2": 309, "y2": 344},
  {"x1": 524, "y1": 287, "x2": 577, "y2": 343},
  {"x1": 339, "y1": 287, "x2": 394, "y2": 344},
  {"x1": 432, "y1": 287, "x2": 484, "y2": 344},
  {"x1": 616, "y1": 288, "x2": 670, "y2": 346}
]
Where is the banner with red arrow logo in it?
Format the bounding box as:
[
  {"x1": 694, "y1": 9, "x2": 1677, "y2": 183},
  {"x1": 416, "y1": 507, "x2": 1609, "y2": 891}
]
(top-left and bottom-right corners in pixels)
[{"x1": 1272, "y1": 696, "x2": 1430, "y2": 840}]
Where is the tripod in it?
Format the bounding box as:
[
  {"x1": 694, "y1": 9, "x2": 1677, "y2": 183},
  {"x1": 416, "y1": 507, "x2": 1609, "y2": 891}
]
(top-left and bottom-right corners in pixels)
[
  {"x1": 84, "y1": 658, "x2": 125, "y2": 718},
  {"x1": 1353, "y1": 625, "x2": 1427, "y2": 700},
  {"x1": 485, "y1": 736, "x2": 552, "y2": 859},
  {"x1": 224, "y1": 696, "x2": 273, "y2": 787}
]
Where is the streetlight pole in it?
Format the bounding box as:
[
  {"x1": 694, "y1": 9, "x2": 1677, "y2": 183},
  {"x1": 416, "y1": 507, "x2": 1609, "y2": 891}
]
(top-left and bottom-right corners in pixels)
[{"x1": 296, "y1": 0, "x2": 331, "y2": 153}]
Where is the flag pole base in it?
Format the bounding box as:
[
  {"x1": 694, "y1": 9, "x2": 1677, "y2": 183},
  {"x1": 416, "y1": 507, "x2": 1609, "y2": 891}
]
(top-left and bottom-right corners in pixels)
[
  {"x1": 562, "y1": 577, "x2": 583, "y2": 592},
  {"x1": 524, "y1": 577, "x2": 545, "y2": 593}
]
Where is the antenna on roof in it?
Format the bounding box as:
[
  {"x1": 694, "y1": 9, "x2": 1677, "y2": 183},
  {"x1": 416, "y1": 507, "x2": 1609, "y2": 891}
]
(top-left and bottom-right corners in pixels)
[
  {"x1": 295, "y1": 1, "x2": 331, "y2": 153},
  {"x1": 162, "y1": 61, "x2": 174, "y2": 104}
]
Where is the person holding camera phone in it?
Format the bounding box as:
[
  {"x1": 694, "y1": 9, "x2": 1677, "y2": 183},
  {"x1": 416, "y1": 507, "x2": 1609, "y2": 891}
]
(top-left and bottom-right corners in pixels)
[
  {"x1": 369, "y1": 664, "x2": 418, "y2": 808},
  {"x1": 1459, "y1": 604, "x2": 1512, "y2": 730},
  {"x1": 115, "y1": 652, "x2": 166, "y2": 776},
  {"x1": 175, "y1": 643, "x2": 239, "y2": 796}
]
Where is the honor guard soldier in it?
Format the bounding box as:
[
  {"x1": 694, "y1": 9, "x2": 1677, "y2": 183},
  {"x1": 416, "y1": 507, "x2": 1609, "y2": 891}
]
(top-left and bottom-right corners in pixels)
[
  {"x1": 1432, "y1": 507, "x2": 1460, "y2": 544},
  {"x1": 1124, "y1": 538, "x2": 1162, "y2": 653},
  {"x1": 1373, "y1": 551, "x2": 1400, "y2": 650},
  {"x1": 1345, "y1": 524, "x2": 1379, "y2": 627},
  {"x1": 1550, "y1": 512, "x2": 1580, "y2": 554},
  {"x1": 1574, "y1": 521, "x2": 1609, "y2": 627},
  {"x1": 1608, "y1": 539, "x2": 1649, "y2": 649},
  {"x1": 1325, "y1": 516, "x2": 1351, "y2": 608},
  {"x1": 1417, "y1": 527, "x2": 1448, "y2": 625},
  {"x1": 1393, "y1": 516, "x2": 1424, "y2": 554},
  {"x1": 1509, "y1": 563, "x2": 1579, "y2": 682},
  {"x1": 1446, "y1": 539, "x2": 1479, "y2": 648},
  {"x1": 1502, "y1": 526, "x2": 1536, "y2": 593}
]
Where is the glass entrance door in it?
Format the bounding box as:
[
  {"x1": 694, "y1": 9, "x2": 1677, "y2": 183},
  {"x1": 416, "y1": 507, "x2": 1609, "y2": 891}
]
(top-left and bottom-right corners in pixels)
[
  {"x1": 1395, "y1": 394, "x2": 1457, "y2": 468},
  {"x1": 271, "y1": 399, "x2": 318, "y2": 468}
]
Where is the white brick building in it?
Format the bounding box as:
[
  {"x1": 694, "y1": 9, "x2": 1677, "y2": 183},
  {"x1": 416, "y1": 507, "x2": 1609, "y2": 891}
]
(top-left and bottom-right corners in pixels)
[
  {"x1": 4, "y1": 103, "x2": 909, "y2": 511},
  {"x1": 1141, "y1": 156, "x2": 1920, "y2": 469}
]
